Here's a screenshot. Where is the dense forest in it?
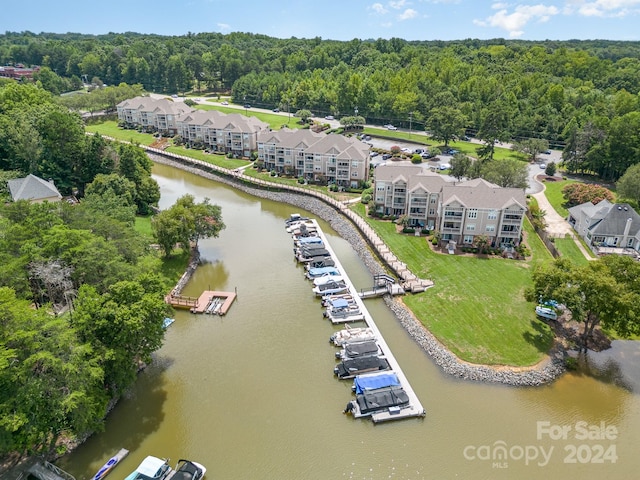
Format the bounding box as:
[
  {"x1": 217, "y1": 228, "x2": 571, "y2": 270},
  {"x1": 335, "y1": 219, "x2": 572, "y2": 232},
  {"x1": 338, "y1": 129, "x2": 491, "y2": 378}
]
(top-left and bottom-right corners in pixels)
[{"x1": 2, "y1": 31, "x2": 640, "y2": 181}]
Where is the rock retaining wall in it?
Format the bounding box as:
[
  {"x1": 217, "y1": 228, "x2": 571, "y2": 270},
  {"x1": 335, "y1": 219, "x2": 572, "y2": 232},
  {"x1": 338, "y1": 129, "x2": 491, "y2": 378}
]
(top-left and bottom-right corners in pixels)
[{"x1": 148, "y1": 151, "x2": 565, "y2": 386}]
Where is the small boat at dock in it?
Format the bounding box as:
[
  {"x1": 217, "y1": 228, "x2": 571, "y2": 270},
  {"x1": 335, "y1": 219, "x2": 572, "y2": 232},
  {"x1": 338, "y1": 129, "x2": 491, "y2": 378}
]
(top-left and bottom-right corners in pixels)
[
  {"x1": 124, "y1": 455, "x2": 172, "y2": 480},
  {"x1": 344, "y1": 386, "x2": 411, "y2": 417},
  {"x1": 313, "y1": 280, "x2": 349, "y2": 296},
  {"x1": 334, "y1": 356, "x2": 390, "y2": 379},
  {"x1": 336, "y1": 340, "x2": 383, "y2": 360},
  {"x1": 330, "y1": 325, "x2": 376, "y2": 346},
  {"x1": 305, "y1": 256, "x2": 336, "y2": 269},
  {"x1": 92, "y1": 448, "x2": 129, "y2": 480},
  {"x1": 306, "y1": 266, "x2": 340, "y2": 279},
  {"x1": 352, "y1": 371, "x2": 401, "y2": 394},
  {"x1": 169, "y1": 459, "x2": 206, "y2": 480}
]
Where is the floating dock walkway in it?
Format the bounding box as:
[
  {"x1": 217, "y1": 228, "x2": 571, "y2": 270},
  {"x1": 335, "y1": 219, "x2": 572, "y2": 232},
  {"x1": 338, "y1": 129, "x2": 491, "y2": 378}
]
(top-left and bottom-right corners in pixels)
[
  {"x1": 165, "y1": 290, "x2": 237, "y2": 315},
  {"x1": 295, "y1": 219, "x2": 425, "y2": 423}
]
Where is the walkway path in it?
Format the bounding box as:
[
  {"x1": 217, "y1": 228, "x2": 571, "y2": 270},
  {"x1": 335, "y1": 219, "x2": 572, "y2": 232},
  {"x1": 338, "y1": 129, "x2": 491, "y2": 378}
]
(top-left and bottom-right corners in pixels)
[{"x1": 531, "y1": 176, "x2": 594, "y2": 261}]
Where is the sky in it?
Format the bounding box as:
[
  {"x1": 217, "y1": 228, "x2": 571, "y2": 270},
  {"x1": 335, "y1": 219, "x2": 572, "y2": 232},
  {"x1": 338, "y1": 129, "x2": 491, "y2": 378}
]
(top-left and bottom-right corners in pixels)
[{"x1": 3, "y1": 0, "x2": 640, "y2": 41}]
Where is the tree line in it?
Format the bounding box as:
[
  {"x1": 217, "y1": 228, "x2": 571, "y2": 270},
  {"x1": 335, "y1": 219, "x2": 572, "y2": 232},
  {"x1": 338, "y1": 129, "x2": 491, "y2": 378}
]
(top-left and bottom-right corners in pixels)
[
  {"x1": 2, "y1": 32, "x2": 640, "y2": 180},
  {"x1": 0, "y1": 82, "x2": 225, "y2": 459}
]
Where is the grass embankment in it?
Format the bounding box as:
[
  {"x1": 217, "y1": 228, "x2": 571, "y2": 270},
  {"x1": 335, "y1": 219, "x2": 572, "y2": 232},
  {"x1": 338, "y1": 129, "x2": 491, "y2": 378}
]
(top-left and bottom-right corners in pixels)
[
  {"x1": 86, "y1": 120, "x2": 251, "y2": 170},
  {"x1": 351, "y1": 203, "x2": 554, "y2": 366}
]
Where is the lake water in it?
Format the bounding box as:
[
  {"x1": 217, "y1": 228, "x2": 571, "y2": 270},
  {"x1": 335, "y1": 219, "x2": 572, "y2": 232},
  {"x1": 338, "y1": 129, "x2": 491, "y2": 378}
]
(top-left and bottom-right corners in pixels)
[{"x1": 57, "y1": 162, "x2": 640, "y2": 480}]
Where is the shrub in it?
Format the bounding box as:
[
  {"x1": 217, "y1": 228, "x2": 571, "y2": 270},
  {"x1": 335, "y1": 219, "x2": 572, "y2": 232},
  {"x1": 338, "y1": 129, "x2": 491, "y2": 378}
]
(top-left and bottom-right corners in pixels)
[
  {"x1": 562, "y1": 183, "x2": 614, "y2": 207},
  {"x1": 411, "y1": 154, "x2": 422, "y2": 164},
  {"x1": 297, "y1": 177, "x2": 305, "y2": 184},
  {"x1": 390, "y1": 145, "x2": 401, "y2": 155},
  {"x1": 402, "y1": 227, "x2": 415, "y2": 234},
  {"x1": 431, "y1": 237, "x2": 438, "y2": 245}
]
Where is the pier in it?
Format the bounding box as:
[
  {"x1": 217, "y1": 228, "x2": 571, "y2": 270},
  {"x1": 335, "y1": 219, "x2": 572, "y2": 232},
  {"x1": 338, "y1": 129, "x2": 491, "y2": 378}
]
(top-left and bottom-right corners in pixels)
[
  {"x1": 165, "y1": 290, "x2": 237, "y2": 315},
  {"x1": 296, "y1": 219, "x2": 426, "y2": 423}
]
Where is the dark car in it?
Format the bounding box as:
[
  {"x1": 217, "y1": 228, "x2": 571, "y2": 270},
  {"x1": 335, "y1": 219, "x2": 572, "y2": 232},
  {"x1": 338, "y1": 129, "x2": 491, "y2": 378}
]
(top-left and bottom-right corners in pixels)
[
  {"x1": 382, "y1": 153, "x2": 392, "y2": 160},
  {"x1": 421, "y1": 151, "x2": 435, "y2": 159},
  {"x1": 244, "y1": 104, "x2": 251, "y2": 109},
  {"x1": 273, "y1": 107, "x2": 280, "y2": 112}
]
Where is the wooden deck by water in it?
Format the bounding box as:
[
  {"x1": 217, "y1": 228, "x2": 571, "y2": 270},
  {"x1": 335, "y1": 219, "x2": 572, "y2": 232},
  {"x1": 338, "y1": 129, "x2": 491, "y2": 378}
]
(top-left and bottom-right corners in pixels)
[{"x1": 165, "y1": 291, "x2": 237, "y2": 315}]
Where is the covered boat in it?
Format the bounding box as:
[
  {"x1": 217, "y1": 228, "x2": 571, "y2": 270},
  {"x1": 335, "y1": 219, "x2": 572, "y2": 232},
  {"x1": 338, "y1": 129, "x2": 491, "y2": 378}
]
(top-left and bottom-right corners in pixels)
[
  {"x1": 335, "y1": 340, "x2": 382, "y2": 360},
  {"x1": 170, "y1": 459, "x2": 206, "y2": 480},
  {"x1": 296, "y1": 235, "x2": 323, "y2": 246},
  {"x1": 306, "y1": 266, "x2": 340, "y2": 279},
  {"x1": 313, "y1": 280, "x2": 349, "y2": 296},
  {"x1": 344, "y1": 386, "x2": 410, "y2": 417},
  {"x1": 305, "y1": 257, "x2": 335, "y2": 269},
  {"x1": 334, "y1": 356, "x2": 390, "y2": 379},
  {"x1": 353, "y1": 371, "x2": 401, "y2": 394},
  {"x1": 330, "y1": 326, "x2": 376, "y2": 346}
]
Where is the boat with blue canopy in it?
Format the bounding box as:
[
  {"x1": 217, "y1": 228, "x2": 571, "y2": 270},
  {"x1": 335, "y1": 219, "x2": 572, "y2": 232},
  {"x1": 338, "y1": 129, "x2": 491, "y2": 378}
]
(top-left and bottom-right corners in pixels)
[{"x1": 353, "y1": 371, "x2": 401, "y2": 394}]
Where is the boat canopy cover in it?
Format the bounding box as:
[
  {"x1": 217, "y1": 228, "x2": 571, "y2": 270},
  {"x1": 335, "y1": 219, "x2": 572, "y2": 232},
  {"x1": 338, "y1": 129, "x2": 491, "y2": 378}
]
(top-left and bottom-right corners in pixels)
[
  {"x1": 335, "y1": 356, "x2": 390, "y2": 378},
  {"x1": 343, "y1": 341, "x2": 379, "y2": 358},
  {"x1": 308, "y1": 257, "x2": 335, "y2": 267},
  {"x1": 328, "y1": 298, "x2": 350, "y2": 308},
  {"x1": 298, "y1": 236, "x2": 323, "y2": 245},
  {"x1": 353, "y1": 372, "x2": 401, "y2": 394},
  {"x1": 356, "y1": 386, "x2": 410, "y2": 415}
]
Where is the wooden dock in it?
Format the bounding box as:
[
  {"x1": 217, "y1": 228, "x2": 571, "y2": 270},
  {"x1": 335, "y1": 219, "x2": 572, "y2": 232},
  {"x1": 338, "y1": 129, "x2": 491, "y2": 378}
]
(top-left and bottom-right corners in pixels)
[
  {"x1": 165, "y1": 290, "x2": 237, "y2": 315},
  {"x1": 27, "y1": 461, "x2": 75, "y2": 480},
  {"x1": 300, "y1": 220, "x2": 426, "y2": 423},
  {"x1": 191, "y1": 290, "x2": 237, "y2": 315}
]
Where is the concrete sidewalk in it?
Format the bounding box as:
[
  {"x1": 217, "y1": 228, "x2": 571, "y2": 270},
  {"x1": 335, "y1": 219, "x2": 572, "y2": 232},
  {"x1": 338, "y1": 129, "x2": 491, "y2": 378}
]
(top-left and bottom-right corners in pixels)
[{"x1": 531, "y1": 178, "x2": 594, "y2": 261}]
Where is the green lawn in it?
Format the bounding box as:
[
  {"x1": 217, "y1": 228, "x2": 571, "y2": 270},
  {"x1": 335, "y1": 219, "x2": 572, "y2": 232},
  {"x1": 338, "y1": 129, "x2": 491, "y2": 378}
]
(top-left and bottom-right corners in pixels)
[
  {"x1": 86, "y1": 122, "x2": 155, "y2": 146},
  {"x1": 351, "y1": 203, "x2": 554, "y2": 366},
  {"x1": 540, "y1": 178, "x2": 576, "y2": 218},
  {"x1": 163, "y1": 146, "x2": 250, "y2": 170},
  {"x1": 553, "y1": 236, "x2": 590, "y2": 265}
]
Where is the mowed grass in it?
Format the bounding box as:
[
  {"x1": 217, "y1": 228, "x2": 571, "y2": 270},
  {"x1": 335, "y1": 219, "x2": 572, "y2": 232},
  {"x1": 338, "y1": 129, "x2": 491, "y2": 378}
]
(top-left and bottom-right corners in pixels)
[
  {"x1": 541, "y1": 178, "x2": 577, "y2": 218},
  {"x1": 554, "y1": 236, "x2": 590, "y2": 265},
  {"x1": 351, "y1": 203, "x2": 554, "y2": 366},
  {"x1": 86, "y1": 121, "x2": 155, "y2": 146},
  {"x1": 195, "y1": 103, "x2": 299, "y2": 130}
]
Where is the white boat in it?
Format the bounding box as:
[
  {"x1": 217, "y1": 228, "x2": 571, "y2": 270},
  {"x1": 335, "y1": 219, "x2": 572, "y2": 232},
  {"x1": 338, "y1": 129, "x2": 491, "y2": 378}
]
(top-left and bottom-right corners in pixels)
[
  {"x1": 313, "y1": 275, "x2": 344, "y2": 286},
  {"x1": 124, "y1": 456, "x2": 172, "y2": 480},
  {"x1": 169, "y1": 459, "x2": 206, "y2": 480},
  {"x1": 306, "y1": 266, "x2": 340, "y2": 279},
  {"x1": 330, "y1": 325, "x2": 376, "y2": 346}
]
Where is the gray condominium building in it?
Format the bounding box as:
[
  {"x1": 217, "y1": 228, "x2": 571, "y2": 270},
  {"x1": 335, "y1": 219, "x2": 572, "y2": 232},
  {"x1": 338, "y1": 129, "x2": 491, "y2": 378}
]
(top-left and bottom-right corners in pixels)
[{"x1": 374, "y1": 164, "x2": 527, "y2": 248}]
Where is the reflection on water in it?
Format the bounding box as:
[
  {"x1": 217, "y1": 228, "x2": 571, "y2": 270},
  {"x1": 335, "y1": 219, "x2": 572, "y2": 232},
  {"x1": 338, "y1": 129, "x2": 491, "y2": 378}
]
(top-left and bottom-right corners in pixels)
[{"x1": 57, "y1": 163, "x2": 640, "y2": 480}]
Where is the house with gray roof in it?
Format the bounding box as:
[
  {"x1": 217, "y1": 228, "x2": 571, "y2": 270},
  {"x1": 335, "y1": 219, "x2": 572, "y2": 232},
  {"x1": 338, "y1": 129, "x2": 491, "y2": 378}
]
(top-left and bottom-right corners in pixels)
[
  {"x1": 257, "y1": 129, "x2": 370, "y2": 187},
  {"x1": 373, "y1": 164, "x2": 527, "y2": 247},
  {"x1": 568, "y1": 200, "x2": 640, "y2": 258},
  {"x1": 8, "y1": 174, "x2": 62, "y2": 203}
]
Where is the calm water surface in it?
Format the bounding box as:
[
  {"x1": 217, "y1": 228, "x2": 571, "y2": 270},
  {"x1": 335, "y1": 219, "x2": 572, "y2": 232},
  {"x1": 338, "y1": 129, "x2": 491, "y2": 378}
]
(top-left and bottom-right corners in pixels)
[{"x1": 58, "y1": 163, "x2": 640, "y2": 479}]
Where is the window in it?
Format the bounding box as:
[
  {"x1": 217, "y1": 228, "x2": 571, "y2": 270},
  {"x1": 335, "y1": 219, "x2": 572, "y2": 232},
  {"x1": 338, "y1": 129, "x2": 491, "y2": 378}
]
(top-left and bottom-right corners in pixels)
[
  {"x1": 486, "y1": 225, "x2": 495, "y2": 232},
  {"x1": 468, "y1": 209, "x2": 478, "y2": 219},
  {"x1": 464, "y1": 235, "x2": 474, "y2": 244},
  {"x1": 429, "y1": 209, "x2": 435, "y2": 215},
  {"x1": 466, "y1": 224, "x2": 476, "y2": 231},
  {"x1": 488, "y1": 210, "x2": 497, "y2": 220},
  {"x1": 628, "y1": 238, "x2": 634, "y2": 247}
]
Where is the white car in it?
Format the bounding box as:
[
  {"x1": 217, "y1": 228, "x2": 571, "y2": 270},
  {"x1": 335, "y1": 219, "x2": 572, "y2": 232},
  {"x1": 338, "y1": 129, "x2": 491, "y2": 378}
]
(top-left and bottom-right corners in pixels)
[
  {"x1": 539, "y1": 163, "x2": 546, "y2": 170},
  {"x1": 401, "y1": 147, "x2": 411, "y2": 153},
  {"x1": 439, "y1": 163, "x2": 451, "y2": 170},
  {"x1": 325, "y1": 115, "x2": 335, "y2": 120},
  {"x1": 387, "y1": 125, "x2": 398, "y2": 130},
  {"x1": 221, "y1": 101, "x2": 229, "y2": 105}
]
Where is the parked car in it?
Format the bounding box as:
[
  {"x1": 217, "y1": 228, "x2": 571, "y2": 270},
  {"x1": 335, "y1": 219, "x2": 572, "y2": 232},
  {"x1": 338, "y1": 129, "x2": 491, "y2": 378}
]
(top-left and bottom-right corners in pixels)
[
  {"x1": 221, "y1": 101, "x2": 229, "y2": 105},
  {"x1": 544, "y1": 149, "x2": 551, "y2": 155},
  {"x1": 370, "y1": 152, "x2": 379, "y2": 157},
  {"x1": 401, "y1": 147, "x2": 411, "y2": 153},
  {"x1": 382, "y1": 154, "x2": 392, "y2": 160},
  {"x1": 325, "y1": 115, "x2": 334, "y2": 120},
  {"x1": 539, "y1": 163, "x2": 546, "y2": 169},
  {"x1": 273, "y1": 108, "x2": 280, "y2": 112},
  {"x1": 421, "y1": 151, "x2": 435, "y2": 159},
  {"x1": 439, "y1": 163, "x2": 451, "y2": 170},
  {"x1": 386, "y1": 125, "x2": 398, "y2": 130},
  {"x1": 364, "y1": 135, "x2": 371, "y2": 141},
  {"x1": 244, "y1": 104, "x2": 251, "y2": 109}
]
